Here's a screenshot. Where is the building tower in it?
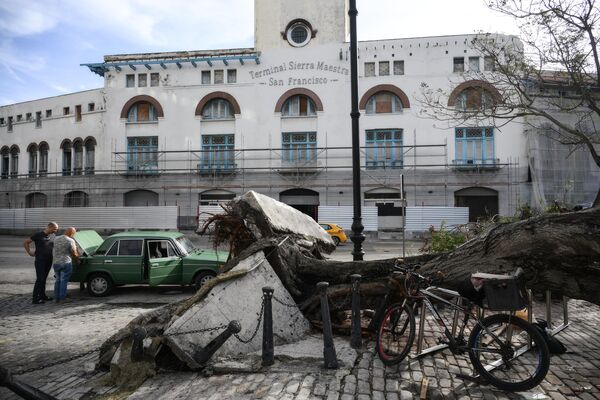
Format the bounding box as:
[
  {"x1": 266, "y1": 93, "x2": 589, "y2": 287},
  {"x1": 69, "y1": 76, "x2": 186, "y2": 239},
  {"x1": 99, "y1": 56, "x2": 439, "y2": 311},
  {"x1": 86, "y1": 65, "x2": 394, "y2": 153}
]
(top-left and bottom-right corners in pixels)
[{"x1": 254, "y1": 0, "x2": 349, "y2": 51}]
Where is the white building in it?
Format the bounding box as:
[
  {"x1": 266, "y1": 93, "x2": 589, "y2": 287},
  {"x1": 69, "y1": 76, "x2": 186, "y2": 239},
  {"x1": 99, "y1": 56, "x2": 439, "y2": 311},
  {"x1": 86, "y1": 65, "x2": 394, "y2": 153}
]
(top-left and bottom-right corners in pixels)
[{"x1": 0, "y1": 0, "x2": 596, "y2": 230}]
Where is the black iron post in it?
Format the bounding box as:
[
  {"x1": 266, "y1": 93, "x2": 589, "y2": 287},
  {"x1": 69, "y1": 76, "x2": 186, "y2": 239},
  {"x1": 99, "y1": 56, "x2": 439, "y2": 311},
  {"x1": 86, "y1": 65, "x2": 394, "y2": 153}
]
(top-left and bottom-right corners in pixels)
[
  {"x1": 317, "y1": 282, "x2": 338, "y2": 369},
  {"x1": 131, "y1": 326, "x2": 147, "y2": 362},
  {"x1": 0, "y1": 366, "x2": 58, "y2": 400},
  {"x1": 194, "y1": 320, "x2": 241, "y2": 365},
  {"x1": 350, "y1": 274, "x2": 362, "y2": 349},
  {"x1": 262, "y1": 286, "x2": 275, "y2": 367},
  {"x1": 348, "y1": 0, "x2": 365, "y2": 261}
]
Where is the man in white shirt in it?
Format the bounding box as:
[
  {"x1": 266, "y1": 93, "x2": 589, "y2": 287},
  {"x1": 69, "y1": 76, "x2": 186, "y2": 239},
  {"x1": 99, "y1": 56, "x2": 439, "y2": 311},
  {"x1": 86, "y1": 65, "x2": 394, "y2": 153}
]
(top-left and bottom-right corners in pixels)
[{"x1": 52, "y1": 227, "x2": 79, "y2": 303}]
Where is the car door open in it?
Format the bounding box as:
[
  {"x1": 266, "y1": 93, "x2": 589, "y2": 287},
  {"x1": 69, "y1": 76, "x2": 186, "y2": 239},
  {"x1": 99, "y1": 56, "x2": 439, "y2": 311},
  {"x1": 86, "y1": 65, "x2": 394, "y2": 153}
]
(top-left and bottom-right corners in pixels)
[{"x1": 147, "y1": 239, "x2": 182, "y2": 285}]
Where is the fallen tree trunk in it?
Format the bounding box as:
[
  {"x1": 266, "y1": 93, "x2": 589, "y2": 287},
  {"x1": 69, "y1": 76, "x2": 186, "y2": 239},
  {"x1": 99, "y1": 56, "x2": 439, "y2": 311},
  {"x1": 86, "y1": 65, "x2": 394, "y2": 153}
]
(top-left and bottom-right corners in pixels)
[
  {"x1": 210, "y1": 192, "x2": 600, "y2": 320},
  {"x1": 267, "y1": 210, "x2": 600, "y2": 320}
]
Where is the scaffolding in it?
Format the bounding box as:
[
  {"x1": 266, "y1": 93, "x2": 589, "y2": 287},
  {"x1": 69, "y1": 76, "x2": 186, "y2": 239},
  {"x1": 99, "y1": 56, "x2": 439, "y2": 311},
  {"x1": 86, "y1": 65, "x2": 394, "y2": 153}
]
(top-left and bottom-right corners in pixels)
[
  {"x1": 1, "y1": 143, "x2": 523, "y2": 220},
  {"x1": 527, "y1": 132, "x2": 599, "y2": 209}
]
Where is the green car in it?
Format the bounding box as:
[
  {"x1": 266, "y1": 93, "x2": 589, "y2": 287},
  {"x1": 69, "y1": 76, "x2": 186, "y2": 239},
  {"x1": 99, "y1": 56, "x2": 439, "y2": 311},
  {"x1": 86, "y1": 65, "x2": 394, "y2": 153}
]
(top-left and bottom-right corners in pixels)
[{"x1": 71, "y1": 230, "x2": 228, "y2": 297}]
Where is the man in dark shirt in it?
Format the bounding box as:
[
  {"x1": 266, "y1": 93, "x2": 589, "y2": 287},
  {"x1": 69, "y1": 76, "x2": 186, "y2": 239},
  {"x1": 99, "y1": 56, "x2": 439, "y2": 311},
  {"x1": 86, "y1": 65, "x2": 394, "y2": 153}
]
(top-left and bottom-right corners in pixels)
[{"x1": 24, "y1": 222, "x2": 59, "y2": 304}]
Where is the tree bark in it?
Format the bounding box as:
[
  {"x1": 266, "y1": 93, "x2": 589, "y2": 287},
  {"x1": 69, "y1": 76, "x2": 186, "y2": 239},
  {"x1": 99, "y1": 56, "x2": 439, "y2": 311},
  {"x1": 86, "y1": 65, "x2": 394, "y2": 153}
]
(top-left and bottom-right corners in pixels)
[{"x1": 261, "y1": 208, "x2": 600, "y2": 320}]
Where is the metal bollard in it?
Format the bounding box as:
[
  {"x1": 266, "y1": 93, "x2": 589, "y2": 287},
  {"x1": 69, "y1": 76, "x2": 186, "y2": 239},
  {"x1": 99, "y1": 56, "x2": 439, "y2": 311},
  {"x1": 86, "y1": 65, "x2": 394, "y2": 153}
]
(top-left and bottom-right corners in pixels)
[
  {"x1": 350, "y1": 274, "x2": 362, "y2": 349},
  {"x1": 317, "y1": 282, "x2": 339, "y2": 369},
  {"x1": 0, "y1": 365, "x2": 58, "y2": 400},
  {"x1": 194, "y1": 320, "x2": 241, "y2": 366},
  {"x1": 131, "y1": 326, "x2": 147, "y2": 362},
  {"x1": 262, "y1": 286, "x2": 275, "y2": 367}
]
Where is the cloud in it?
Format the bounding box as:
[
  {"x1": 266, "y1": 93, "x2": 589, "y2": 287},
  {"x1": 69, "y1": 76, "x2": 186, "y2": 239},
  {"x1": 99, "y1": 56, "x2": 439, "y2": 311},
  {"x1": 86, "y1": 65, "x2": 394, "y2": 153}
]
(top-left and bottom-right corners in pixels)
[
  {"x1": 0, "y1": 1, "x2": 60, "y2": 37},
  {"x1": 53, "y1": 0, "x2": 254, "y2": 49},
  {"x1": 0, "y1": 39, "x2": 46, "y2": 79}
]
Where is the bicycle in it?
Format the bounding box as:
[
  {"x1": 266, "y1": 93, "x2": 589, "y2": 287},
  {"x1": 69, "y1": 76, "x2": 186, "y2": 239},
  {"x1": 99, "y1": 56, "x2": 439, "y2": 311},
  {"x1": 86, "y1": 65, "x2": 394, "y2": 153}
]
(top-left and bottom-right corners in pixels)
[{"x1": 375, "y1": 263, "x2": 550, "y2": 392}]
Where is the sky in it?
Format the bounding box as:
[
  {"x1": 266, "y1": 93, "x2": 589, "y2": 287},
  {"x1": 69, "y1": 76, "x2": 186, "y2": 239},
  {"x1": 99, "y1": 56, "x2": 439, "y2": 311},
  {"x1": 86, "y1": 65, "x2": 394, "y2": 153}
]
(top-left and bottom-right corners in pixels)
[{"x1": 0, "y1": 0, "x2": 520, "y2": 106}]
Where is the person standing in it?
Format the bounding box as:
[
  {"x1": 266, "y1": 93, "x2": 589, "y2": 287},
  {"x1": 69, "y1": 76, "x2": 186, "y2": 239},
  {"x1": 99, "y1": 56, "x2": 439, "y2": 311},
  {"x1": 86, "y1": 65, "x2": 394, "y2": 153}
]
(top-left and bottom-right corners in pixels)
[
  {"x1": 24, "y1": 222, "x2": 59, "y2": 304},
  {"x1": 52, "y1": 227, "x2": 79, "y2": 303}
]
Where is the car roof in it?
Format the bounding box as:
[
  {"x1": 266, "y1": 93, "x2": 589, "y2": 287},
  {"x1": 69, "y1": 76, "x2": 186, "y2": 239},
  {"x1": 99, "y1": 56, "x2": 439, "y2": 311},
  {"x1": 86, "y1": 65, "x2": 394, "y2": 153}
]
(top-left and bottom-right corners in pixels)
[{"x1": 108, "y1": 231, "x2": 184, "y2": 239}]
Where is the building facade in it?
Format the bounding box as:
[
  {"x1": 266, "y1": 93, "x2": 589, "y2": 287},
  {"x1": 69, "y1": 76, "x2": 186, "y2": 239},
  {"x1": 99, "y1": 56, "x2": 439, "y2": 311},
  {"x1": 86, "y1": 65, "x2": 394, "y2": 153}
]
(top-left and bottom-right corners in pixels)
[{"x1": 1, "y1": 0, "x2": 596, "y2": 229}]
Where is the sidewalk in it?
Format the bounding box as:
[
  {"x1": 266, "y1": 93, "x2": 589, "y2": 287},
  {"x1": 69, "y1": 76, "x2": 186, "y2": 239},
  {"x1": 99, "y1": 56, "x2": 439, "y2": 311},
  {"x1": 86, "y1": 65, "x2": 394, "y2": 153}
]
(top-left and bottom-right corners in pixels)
[{"x1": 2, "y1": 292, "x2": 599, "y2": 400}]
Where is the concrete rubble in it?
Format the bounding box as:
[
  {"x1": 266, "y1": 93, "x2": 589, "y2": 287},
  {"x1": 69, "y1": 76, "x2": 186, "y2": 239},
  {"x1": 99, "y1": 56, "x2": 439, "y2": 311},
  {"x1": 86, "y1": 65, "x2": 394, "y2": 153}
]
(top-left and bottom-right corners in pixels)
[{"x1": 163, "y1": 252, "x2": 311, "y2": 368}]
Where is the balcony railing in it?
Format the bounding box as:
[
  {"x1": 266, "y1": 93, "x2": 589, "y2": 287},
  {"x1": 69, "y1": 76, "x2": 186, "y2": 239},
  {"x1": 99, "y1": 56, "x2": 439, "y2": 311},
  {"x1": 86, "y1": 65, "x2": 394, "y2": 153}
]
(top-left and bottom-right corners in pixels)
[
  {"x1": 127, "y1": 163, "x2": 160, "y2": 175},
  {"x1": 365, "y1": 160, "x2": 404, "y2": 170},
  {"x1": 197, "y1": 162, "x2": 237, "y2": 174},
  {"x1": 452, "y1": 158, "x2": 501, "y2": 170}
]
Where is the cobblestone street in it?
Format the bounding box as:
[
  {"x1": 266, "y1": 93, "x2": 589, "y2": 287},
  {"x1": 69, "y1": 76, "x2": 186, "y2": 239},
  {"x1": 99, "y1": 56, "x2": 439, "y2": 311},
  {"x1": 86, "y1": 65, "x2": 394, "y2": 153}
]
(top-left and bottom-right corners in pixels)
[
  {"x1": 2, "y1": 289, "x2": 600, "y2": 400},
  {"x1": 1, "y1": 236, "x2": 599, "y2": 399}
]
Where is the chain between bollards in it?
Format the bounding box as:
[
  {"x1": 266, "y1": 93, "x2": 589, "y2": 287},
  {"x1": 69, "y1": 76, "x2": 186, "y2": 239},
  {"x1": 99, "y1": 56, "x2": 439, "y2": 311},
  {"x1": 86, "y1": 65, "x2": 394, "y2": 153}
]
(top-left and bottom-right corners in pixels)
[
  {"x1": 350, "y1": 274, "x2": 362, "y2": 349},
  {"x1": 317, "y1": 282, "x2": 339, "y2": 369},
  {"x1": 262, "y1": 287, "x2": 275, "y2": 367}
]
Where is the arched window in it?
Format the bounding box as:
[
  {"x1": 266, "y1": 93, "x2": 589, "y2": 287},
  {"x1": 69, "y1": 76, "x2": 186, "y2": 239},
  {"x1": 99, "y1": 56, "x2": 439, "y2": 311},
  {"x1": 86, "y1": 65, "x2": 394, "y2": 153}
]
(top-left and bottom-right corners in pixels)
[
  {"x1": 202, "y1": 98, "x2": 234, "y2": 120},
  {"x1": 365, "y1": 92, "x2": 403, "y2": 114},
  {"x1": 282, "y1": 95, "x2": 316, "y2": 117},
  {"x1": 64, "y1": 190, "x2": 89, "y2": 207},
  {"x1": 26, "y1": 192, "x2": 47, "y2": 208},
  {"x1": 39, "y1": 142, "x2": 49, "y2": 177},
  {"x1": 127, "y1": 101, "x2": 158, "y2": 122},
  {"x1": 279, "y1": 188, "x2": 319, "y2": 220},
  {"x1": 61, "y1": 140, "x2": 72, "y2": 176},
  {"x1": 27, "y1": 143, "x2": 38, "y2": 178},
  {"x1": 84, "y1": 137, "x2": 96, "y2": 175},
  {"x1": 1, "y1": 147, "x2": 9, "y2": 179},
  {"x1": 123, "y1": 189, "x2": 159, "y2": 206},
  {"x1": 447, "y1": 80, "x2": 502, "y2": 111},
  {"x1": 455, "y1": 88, "x2": 495, "y2": 111},
  {"x1": 10, "y1": 146, "x2": 19, "y2": 178},
  {"x1": 73, "y1": 139, "x2": 83, "y2": 175}
]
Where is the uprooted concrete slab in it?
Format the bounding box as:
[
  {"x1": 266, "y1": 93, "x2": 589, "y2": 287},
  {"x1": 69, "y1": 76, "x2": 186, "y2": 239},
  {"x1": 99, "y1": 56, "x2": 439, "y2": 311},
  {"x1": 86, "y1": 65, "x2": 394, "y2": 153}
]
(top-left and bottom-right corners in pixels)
[
  {"x1": 200, "y1": 190, "x2": 336, "y2": 257},
  {"x1": 163, "y1": 252, "x2": 311, "y2": 369},
  {"x1": 234, "y1": 191, "x2": 333, "y2": 245}
]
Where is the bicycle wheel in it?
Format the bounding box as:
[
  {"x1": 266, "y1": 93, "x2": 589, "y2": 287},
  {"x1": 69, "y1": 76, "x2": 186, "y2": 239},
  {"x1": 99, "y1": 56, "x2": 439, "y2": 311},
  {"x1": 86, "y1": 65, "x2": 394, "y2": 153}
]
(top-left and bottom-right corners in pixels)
[
  {"x1": 468, "y1": 313, "x2": 550, "y2": 391},
  {"x1": 376, "y1": 302, "x2": 416, "y2": 365}
]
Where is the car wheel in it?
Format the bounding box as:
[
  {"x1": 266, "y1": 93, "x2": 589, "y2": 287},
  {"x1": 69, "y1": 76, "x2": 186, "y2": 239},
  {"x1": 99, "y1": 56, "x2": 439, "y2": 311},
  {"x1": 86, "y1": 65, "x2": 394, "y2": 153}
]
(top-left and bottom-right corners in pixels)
[
  {"x1": 194, "y1": 271, "x2": 216, "y2": 290},
  {"x1": 87, "y1": 273, "x2": 113, "y2": 297},
  {"x1": 332, "y1": 236, "x2": 341, "y2": 246}
]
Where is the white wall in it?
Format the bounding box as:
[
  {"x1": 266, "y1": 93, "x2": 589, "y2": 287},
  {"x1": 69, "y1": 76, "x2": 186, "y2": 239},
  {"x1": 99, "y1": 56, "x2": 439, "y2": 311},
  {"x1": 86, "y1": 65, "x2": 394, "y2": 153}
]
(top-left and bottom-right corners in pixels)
[{"x1": 0, "y1": 89, "x2": 105, "y2": 177}]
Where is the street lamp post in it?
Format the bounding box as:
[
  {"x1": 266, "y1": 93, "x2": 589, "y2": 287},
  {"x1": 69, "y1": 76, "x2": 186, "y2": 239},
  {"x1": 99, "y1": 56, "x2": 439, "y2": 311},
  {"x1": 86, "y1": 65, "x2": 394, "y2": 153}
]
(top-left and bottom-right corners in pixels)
[{"x1": 349, "y1": 0, "x2": 365, "y2": 261}]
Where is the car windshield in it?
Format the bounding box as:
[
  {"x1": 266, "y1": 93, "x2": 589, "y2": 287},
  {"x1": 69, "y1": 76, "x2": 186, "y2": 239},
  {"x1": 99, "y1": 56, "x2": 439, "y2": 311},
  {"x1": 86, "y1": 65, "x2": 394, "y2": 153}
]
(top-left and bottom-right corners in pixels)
[{"x1": 175, "y1": 236, "x2": 196, "y2": 255}]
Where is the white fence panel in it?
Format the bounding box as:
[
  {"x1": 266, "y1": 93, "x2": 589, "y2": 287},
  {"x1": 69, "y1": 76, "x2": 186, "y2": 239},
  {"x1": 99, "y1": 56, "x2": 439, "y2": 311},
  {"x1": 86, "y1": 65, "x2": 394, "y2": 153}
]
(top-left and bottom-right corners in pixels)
[
  {"x1": 0, "y1": 207, "x2": 178, "y2": 230},
  {"x1": 318, "y1": 206, "x2": 378, "y2": 232},
  {"x1": 198, "y1": 205, "x2": 227, "y2": 229},
  {"x1": 405, "y1": 206, "x2": 469, "y2": 231},
  {"x1": 0, "y1": 209, "x2": 25, "y2": 230}
]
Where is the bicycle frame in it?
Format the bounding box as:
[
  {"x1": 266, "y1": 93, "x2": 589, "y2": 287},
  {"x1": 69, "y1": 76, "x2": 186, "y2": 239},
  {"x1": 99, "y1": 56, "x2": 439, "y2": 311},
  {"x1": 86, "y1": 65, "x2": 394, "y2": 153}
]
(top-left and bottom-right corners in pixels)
[
  {"x1": 410, "y1": 286, "x2": 474, "y2": 352},
  {"x1": 408, "y1": 285, "x2": 512, "y2": 356}
]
